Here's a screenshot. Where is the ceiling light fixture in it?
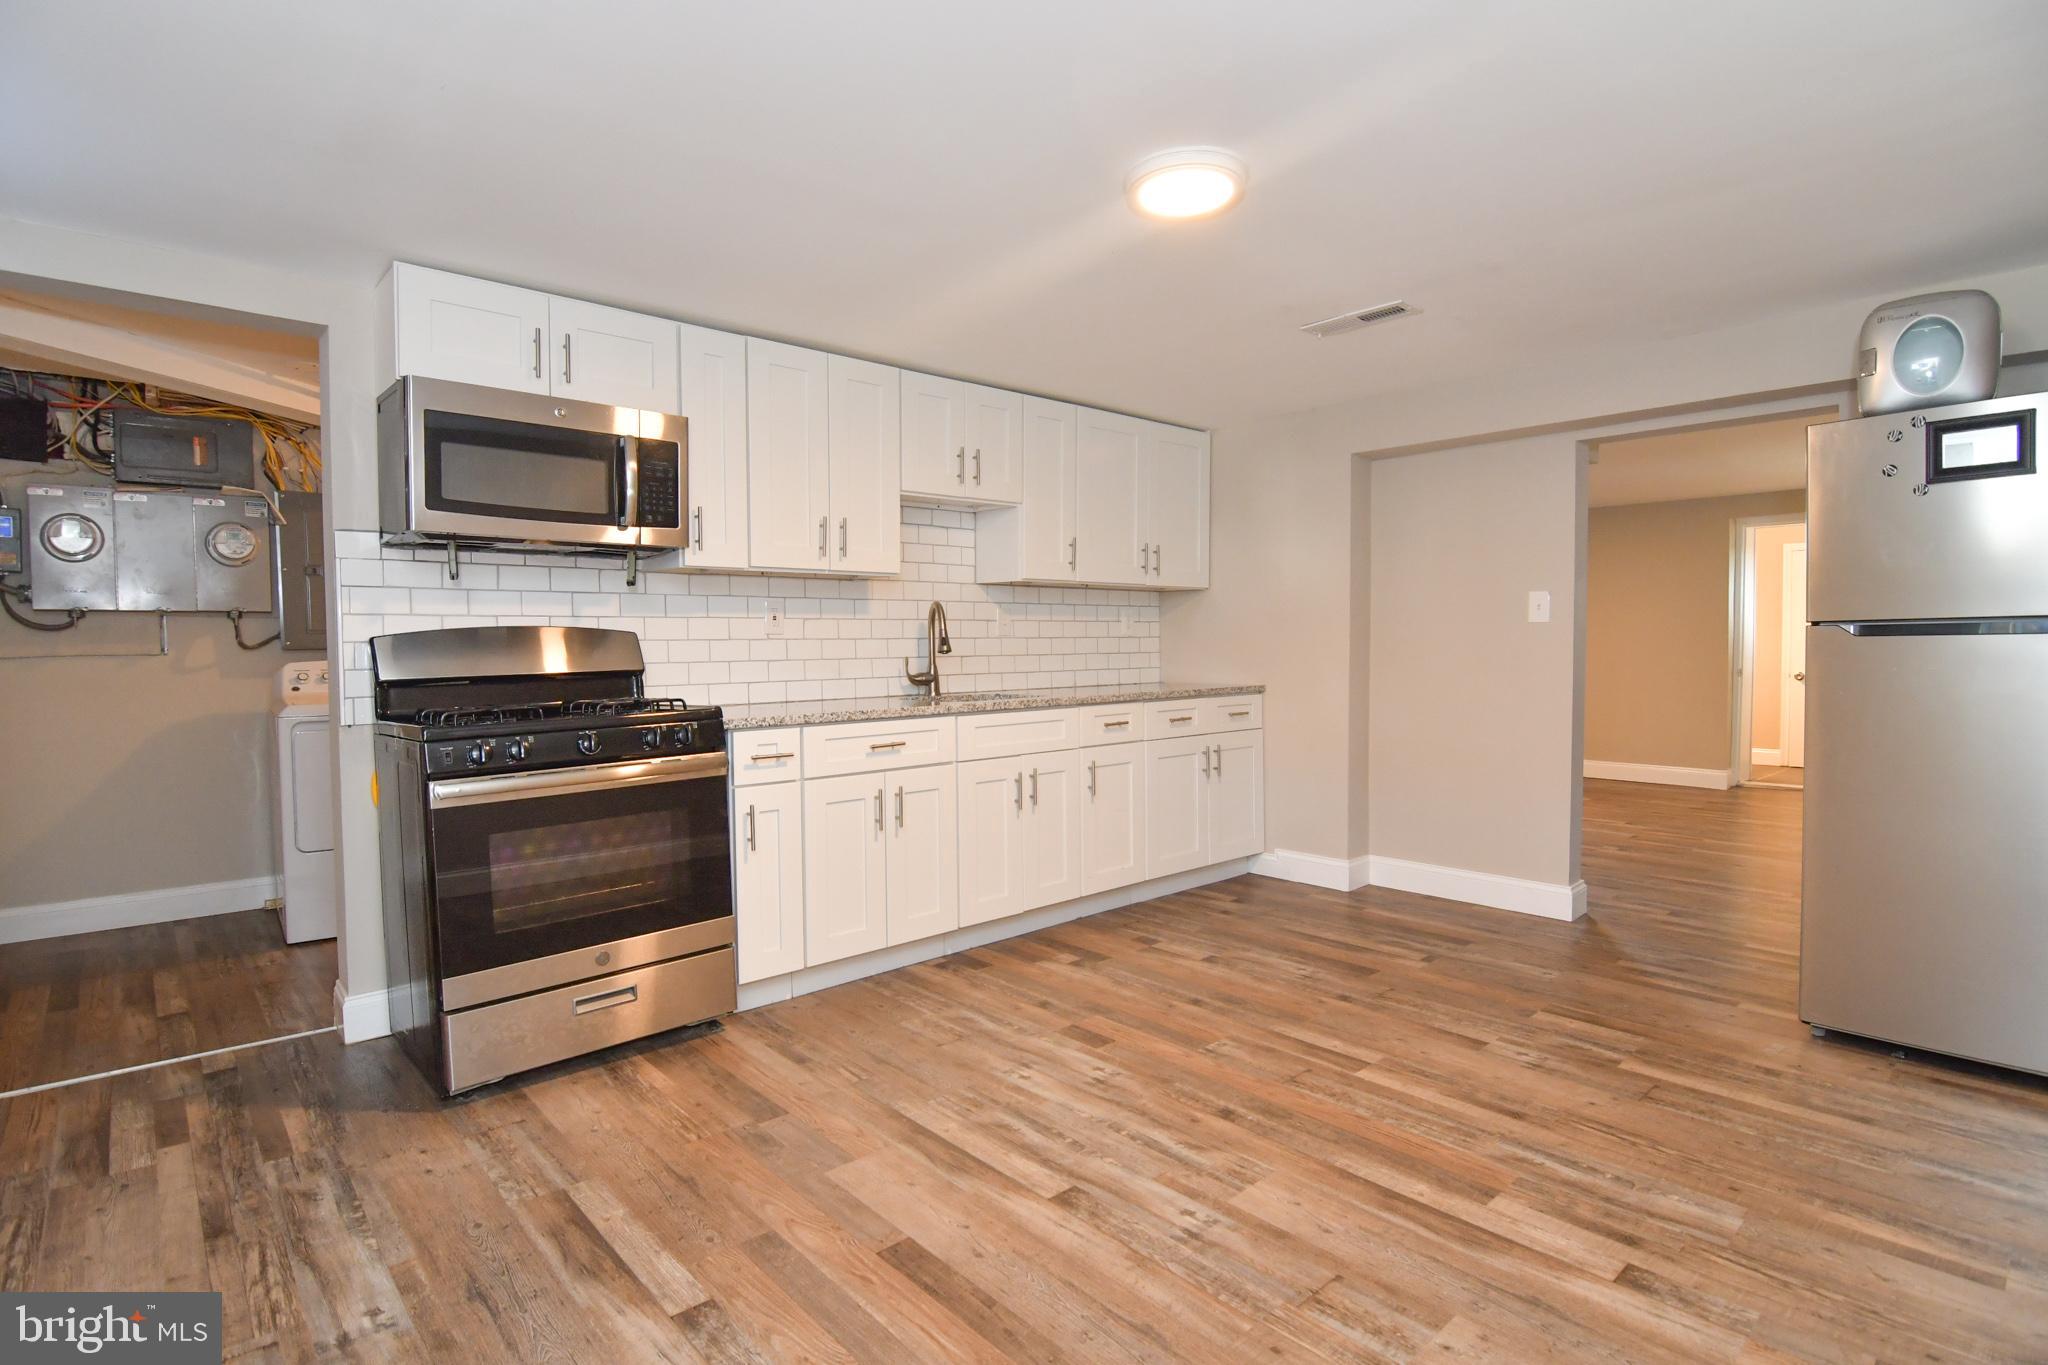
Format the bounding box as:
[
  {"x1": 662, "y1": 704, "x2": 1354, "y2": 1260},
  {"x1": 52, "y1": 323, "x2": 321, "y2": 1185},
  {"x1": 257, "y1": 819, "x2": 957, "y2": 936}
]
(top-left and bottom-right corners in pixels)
[{"x1": 1127, "y1": 147, "x2": 1246, "y2": 220}]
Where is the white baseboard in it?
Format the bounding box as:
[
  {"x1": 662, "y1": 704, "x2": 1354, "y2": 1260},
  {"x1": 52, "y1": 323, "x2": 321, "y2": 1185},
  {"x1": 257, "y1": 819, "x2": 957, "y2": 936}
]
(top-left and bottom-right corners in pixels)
[
  {"x1": 1251, "y1": 848, "x2": 1371, "y2": 892},
  {"x1": 1366, "y1": 855, "x2": 1587, "y2": 921},
  {"x1": 737, "y1": 857, "x2": 1256, "y2": 1012},
  {"x1": 1749, "y1": 748, "x2": 1783, "y2": 767},
  {"x1": 1583, "y1": 760, "x2": 1731, "y2": 790},
  {"x1": 0, "y1": 875, "x2": 280, "y2": 945},
  {"x1": 335, "y1": 980, "x2": 395, "y2": 1044}
]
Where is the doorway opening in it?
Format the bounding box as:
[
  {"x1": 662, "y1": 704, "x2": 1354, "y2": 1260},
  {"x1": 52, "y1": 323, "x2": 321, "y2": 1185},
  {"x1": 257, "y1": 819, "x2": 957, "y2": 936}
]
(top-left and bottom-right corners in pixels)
[{"x1": 1734, "y1": 515, "x2": 1806, "y2": 789}]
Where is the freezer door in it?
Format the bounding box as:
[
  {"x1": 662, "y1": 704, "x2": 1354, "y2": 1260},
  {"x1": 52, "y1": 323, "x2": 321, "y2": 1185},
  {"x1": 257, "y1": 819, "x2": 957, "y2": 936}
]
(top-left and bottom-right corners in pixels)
[
  {"x1": 1808, "y1": 393, "x2": 2047, "y2": 623},
  {"x1": 1801, "y1": 625, "x2": 2048, "y2": 1074}
]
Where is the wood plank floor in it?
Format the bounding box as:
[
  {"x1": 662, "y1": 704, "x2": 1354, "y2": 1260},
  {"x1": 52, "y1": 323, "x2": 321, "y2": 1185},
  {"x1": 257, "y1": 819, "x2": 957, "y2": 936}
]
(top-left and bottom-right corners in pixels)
[
  {"x1": 0, "y1": 908, "x2": 336, "y2": 1093},
  {"x1": 1747, "y1": 765, "x2": 1804, "y2": 787},
  {"x1": 5, "y1": 781, "x2": 2047, "y2": 1361}
]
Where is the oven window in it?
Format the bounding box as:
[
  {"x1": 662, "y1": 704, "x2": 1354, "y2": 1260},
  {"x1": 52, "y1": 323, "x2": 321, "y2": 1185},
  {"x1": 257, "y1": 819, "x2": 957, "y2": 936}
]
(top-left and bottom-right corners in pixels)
[
  {"x1": 423, "y1": 409, "x2": 622, "y2": 525},
  {"x1": 486, "y1": 810, "x2": 674, "y2": 932}
]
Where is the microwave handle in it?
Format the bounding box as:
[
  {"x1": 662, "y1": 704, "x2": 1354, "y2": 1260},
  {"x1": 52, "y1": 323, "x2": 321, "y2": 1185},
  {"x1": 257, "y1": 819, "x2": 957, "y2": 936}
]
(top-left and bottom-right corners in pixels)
[{"x1": 617, "y1": 436, "x2": 634, "y2": 529}]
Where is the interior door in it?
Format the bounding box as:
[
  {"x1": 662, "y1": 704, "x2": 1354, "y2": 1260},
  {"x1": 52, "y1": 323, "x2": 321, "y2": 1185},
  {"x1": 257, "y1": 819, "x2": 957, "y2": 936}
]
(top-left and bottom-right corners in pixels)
[
  {"x1": 1145, "y1": 735, "x2": 1210, "y2": 878},
  {"x1": 1074, "y1": 407, "x2": 1146, "y2": 585},
  {"x1": 1140, "y1": 423, "x2": 1209, "y2": 588},
  {"x1": 957, "y1": 756, "x2": 1026, "y2": 927},
  {"x1": 888, "y1": 764, "x2": 959, "y2": 944},
  {"x1": 1206, "y1": 731, "x2": 1265, "y2": 862},
  {"x1": 746, "y1": 340, "x2": 831, "y2": 571},
  {"x1": 677, "y1": 323, "x2": 750, "y2": 570},
  {"x1": 1020, "y1": 750, "x2": 1085, "y2": 911},
  {"x1": 900, "y1": 371, "x2": 966, "y2": 500},
  {"x1": 1800, "y1": 625, "x2": 2048, "y2": 1074},
  {"x1": 963, "y1": 384, "x2": 1024, "y2": 506},
  {"x1": 1782, "y1": 542, "x2": 1807, "y2": 768},
  {"x1": 550, "y1": 297, "x2": 680, "y2": 412},
  {"x1": 1081, "y1": 742, "x2": 1147, "y2": 894},
  {"x1": 803, "y1": 772, "x2": 888, "y2": 966},
  {"x1": 391, "y1": 263, "x2": 550, "y2": 394},
  {"x1": 734, "y1": 782, "x2": 804, "y2": 983},
  {"x1": 827, "y1": 354, "x2": 902, "y2": 574}
]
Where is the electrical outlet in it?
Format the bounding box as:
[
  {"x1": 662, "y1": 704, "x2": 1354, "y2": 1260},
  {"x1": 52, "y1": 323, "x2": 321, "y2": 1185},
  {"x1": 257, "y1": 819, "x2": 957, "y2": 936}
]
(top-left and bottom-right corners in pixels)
[
  {"x1": 1115, "y1": 608, "x2": 1133, "y2": 637},
  {"x1": 1527, "y1": 590, "x2": 1551, "y2": 624},
  {"x1": 764, "y1": 607, "x2": 786, "y2": 637}
]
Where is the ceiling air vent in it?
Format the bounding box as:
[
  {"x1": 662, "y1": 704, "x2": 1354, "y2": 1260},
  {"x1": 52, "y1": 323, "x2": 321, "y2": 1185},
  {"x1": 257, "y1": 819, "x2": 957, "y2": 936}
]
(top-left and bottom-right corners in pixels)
[{"x1": 1300, "y1": 301, "x2": 1417, "y2": 338}]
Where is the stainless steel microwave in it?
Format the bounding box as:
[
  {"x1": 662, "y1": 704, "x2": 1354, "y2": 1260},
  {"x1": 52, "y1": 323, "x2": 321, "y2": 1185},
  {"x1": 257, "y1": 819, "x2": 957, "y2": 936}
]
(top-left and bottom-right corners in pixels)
[{"x1": 377, "y1": 376, "x2": 685, "y2": 551}]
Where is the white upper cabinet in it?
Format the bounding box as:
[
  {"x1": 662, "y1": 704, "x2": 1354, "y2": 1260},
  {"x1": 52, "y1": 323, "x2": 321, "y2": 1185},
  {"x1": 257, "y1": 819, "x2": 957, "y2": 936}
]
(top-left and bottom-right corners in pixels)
[
  {"x1": 387, "y1": 264, "x2": 551, "y2": 394},
  {"x1": 827, "y1": 355, "x2": 902, "y2": 575},
  {"x1": 746, "y1": 339, "x2": 832, "y2": 572},
  {"x1": 976, "y1": 397, "x2": 1076, "y2": 584},
  {"x1": 676, "y1": 323, "x2": 750, "y2": 570},
  {"x1": 550, "y1": 296, "x2": 680, "y2": 413},
  {"x1": 1140, "y1": 422, "x2": 1210, "y2": 589},
  {"x1": 962, "y1": 384, "x2": 1024, "y2": 505},
  {"x1": 1073, "y1": 407, "x2": 1149, "y2": 586}
]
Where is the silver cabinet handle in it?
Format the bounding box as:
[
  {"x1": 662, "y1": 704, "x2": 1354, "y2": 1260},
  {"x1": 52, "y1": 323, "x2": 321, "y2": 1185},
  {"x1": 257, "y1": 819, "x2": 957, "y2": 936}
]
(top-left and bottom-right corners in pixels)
[
  {"x1": 1228, "y1": 709, "x2": 1251, "y2": 718},
  {"x1": 868, "y1": 739, "x2": 906, "y2": 751},
  {"x1": 875, "y1": 788, "x2": 884, "y2": 831},
  {"x1": 1215, "y1": 744, "x2": 1224, "y2": 778},
  {"x1": 895, "y1": 786, "x2": 904, "y2": 829},
  {"x1": 1151, "y1": 544, "x2": 1161, "y2": 574},
  {"x1": 572, "y1": 984, "x2": 637, "y2": 1015},
  {"x1": 532, "y1": 327, "x2": 543, "y2": 379},
  {"x1": 562, "y1": 332, "x2": 572, "y2": 384},
  {"x1": 692, "y1": 505, "x2": 704, "y2": 551},
  {"x1": 1167, "y1": 714, "x2": 1194, "y2": 724},
  {"x1": 819, "y1": 515, "x2": 828, "y2": 558},
  {"x1": 1067, "y1": 537, "x2": 1077, "y2": 569},
  {"x1": 1014, "y1": 772, "x2": 1024, "y2": 810},
  {"x1": 752, "y1": 750, "x2": 796, "y2": 761},
  {"x1": 745, "y1": 803, "x2": 757, "y2": 851},
  {"x1": 1202, "y1": 746, "x2": 1212, "y2": 777},
  {"x1": 957, "y1": 446, "x2": 965, "y2": 483},
  {"x1": 1029, "y1": 767, "x2": 1039, "y2": 805},
  {"x1": 1103, "y1": 718, "x2": 1130, "y2": 729},
  {"x1": 839, "y1": 517, "x2": 848, "y2": 558},
  {"x1": 1138, "y1": 541, "x2": 1150, "y2": 569},
  {"x1": 974, "y1": 448, "x2": 982, "y2": 483},
  {"x1": 1087, "y1": 759, "x2": 1097, "y2": 796}
]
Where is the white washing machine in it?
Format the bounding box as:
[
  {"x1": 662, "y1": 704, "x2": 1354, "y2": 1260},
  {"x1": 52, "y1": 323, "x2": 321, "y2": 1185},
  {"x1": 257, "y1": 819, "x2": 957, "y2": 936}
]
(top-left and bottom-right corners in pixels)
[{"x1": 273, "y1": 660, "x2": 337, "y2": 943}]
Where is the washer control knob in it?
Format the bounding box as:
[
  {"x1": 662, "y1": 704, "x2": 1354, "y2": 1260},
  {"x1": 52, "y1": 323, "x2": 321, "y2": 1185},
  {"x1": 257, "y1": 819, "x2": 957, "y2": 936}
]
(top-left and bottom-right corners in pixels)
[{"x1": 576, "y1": 731, "x2": 601, "y2": 756}]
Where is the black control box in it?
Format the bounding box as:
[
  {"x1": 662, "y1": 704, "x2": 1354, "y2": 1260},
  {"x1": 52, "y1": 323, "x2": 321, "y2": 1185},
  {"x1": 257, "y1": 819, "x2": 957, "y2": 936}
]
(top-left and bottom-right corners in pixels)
[
  {"x1": 112, "y1": 408, "x2": 256, "y2": 489},
  {"x1": 0, "y1": 395, "x2": 50, "y2": 463}
]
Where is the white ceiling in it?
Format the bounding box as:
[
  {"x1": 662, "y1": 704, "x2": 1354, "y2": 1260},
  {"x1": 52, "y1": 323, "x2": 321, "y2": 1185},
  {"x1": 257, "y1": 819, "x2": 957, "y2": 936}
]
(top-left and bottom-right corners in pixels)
[
  {"x1": 1589, "y1": 415, "x2": 1816, "y2": 507},
  {"x1": 4, "y1": 2, "x2": 2046, "y2": 429}
]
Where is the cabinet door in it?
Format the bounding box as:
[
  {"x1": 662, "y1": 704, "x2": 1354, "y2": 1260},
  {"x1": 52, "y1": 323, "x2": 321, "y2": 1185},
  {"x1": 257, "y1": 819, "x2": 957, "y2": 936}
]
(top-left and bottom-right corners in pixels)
[
  {"x1": 1074, "y1": 407, "x2": 1147, "y2": 585},
  {"x1": 747, "y1": 340, "x2": 832, "y2": 572},
  {"x1": 734, "y1": 782, "x2": 804, "y2": 983},
  {"x1": 827, "y1": 355, "x2": 902, "y2": 575},
  {"x1": 678, "y1": 323, "x2": 750, "y2": 570},
  {"x1": 550, "y1": 296, "x2": 680, "y2": 412},
  {"x1": 887, "y1": 764, "x2": 959, "y2": 945},
  {"x1": 390, "y1": 264, "x2": 550, "y2": 393},
  {"x1": 963, "y1": 384, "x2": 1024, "y2": 506},
  {"x1": 1141, "y1": 422, "x2": 1209, "y2": 589},
  {"x1": 957, "y1": 756, "x2": 1027, "y2": 928},
  {"x1": 1081, "y1": 741, "x2": 1147, "y2": 895},
  {"x1": 975, "y1": 396, "x2": 1075, "y2": 584},
  {"x1": 900, "y1": 371, "x2": 967, "y2": 501},
  {"x1": 1206, "y1": 731, "x2": 1264, "y2": 862},
  {"x1": 1145, "y1": 736, "x2": 1210, "y2": 878},
  {"x1": 803, "y1": 773, "x2": 889, "y2": 966},
  {"x1": 1021, "y1": 750, "x2": 1086, "y2": 911}
]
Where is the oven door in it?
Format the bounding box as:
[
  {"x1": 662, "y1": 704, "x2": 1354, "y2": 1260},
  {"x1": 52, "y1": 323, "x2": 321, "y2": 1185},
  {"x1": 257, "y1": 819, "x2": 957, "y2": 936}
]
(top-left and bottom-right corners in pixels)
[{"x1": 425, "y1": 752, "x2": 733, "y2": 1007}]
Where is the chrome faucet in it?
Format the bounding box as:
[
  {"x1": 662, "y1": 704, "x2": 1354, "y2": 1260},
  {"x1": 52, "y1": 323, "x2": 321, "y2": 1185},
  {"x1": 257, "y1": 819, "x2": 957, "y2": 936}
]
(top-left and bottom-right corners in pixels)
[{"x1": 904, "y1": 600, "x2": 953, "y2": 698}]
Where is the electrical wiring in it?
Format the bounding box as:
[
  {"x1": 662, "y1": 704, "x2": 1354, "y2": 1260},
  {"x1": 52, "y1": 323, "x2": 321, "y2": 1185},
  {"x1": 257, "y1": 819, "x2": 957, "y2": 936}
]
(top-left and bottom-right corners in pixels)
[
  {"x1": 227, "y1": 608, "x2": 280, "y2": 650},
  {"x1": 0, "y1": 579, "x2": 82, "y2": 632}
]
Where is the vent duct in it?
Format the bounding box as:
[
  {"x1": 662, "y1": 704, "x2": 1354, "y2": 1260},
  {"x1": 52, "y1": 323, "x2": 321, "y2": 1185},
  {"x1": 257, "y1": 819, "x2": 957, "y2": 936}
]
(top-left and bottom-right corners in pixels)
[{"x1": 1300, "y1": 301, "x2": 1416, "y2": 338}]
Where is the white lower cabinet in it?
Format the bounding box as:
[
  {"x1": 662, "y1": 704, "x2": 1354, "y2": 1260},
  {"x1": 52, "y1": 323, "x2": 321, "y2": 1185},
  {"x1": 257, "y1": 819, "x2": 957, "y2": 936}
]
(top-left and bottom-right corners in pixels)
[
  {"x1": 1081, "y1": 741, "x2": 1147, "y2": 894},
  {"x1": 1145, "y1": 735, "x2": 1212, "y2": 879},
  {"x1": 1208, "y1": 730, "x2": 1266, "y2": 862},
  {"x1": 803, "y1": 771, "x2": 891, "y2": 965},
  {"x1": 734, "y1": 782, "x2": 804, "y2": 983},
  {"x1": 886, "y1": 764, "x2": 959, "y2": 944},
  {"x1": 958, "y1": 756, "x2": 1028, "y2": 927},
  {"x1": 1020, "y1": 750, "x2": 1086, "y2": 912}
]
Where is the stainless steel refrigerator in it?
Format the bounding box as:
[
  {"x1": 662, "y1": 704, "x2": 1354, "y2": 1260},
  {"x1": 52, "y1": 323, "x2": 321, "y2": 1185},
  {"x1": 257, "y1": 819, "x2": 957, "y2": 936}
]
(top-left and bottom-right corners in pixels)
[{"x1": 1802, "y1": 390, "x2": 2046, "y2": 1075}]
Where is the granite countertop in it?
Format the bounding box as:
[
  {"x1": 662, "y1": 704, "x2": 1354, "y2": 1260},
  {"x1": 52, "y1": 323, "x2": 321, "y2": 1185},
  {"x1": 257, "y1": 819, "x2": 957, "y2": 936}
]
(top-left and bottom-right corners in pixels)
[{"x1": 721, "y1": 682, "x2": 1263, "y2": 730}]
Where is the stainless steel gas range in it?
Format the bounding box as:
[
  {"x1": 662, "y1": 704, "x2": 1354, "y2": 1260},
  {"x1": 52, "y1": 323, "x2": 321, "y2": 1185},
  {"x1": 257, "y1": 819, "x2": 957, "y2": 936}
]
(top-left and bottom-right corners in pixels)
[{"x1": 370, "y1": 625, "x2": 734, "y2": 1094}]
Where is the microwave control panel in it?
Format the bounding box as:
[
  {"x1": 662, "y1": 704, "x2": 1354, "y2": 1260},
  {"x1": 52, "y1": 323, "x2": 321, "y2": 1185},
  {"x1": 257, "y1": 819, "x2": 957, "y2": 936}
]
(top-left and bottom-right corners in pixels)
[{"x1": 633, "y1": 440, "x2": 681, "y2": 529}]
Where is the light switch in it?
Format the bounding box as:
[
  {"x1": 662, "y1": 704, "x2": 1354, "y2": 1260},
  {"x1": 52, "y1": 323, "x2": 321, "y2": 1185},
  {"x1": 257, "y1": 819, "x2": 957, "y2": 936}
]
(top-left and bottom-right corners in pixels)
[{"x1": 1527, "y1": 590, "x2": 1551, "y2": 623}]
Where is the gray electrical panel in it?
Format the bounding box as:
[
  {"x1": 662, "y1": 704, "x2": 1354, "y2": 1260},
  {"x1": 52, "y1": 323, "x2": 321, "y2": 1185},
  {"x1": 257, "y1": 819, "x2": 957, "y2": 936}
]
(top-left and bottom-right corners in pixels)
[
  {"x1": 23, "y1": 483, "x2": 272, "y2": 615},
  {"x1": 272, "y1": 488, "x2": 326, "y2": 651}
]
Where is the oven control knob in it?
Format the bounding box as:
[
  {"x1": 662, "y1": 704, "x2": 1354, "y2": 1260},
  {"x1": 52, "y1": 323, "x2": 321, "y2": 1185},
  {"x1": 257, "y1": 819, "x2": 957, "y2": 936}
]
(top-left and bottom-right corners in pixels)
[
  {"x1": 504, "y1": 738, "x2": 529, "y2": 763},
  {"x1": 466, "y1": 741, "x2": 492, "y2": 767},
  {"x1": 640, "y1": 728, "x2": 664, "y2": 751},
  {"x1": 673, "y1": 723, "x2": 696, "y2": 749},
  {"x1": 576, "y1": 731, "x2": 601, "y2": 756}
]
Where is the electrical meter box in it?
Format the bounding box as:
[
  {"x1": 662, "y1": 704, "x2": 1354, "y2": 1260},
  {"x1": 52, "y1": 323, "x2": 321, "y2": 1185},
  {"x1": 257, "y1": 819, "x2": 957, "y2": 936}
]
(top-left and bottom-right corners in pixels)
[
  {"x1": 195, "y1": 495, "x2": 274, "y2": 612},
  {"x1": 25, "y1": 484, "x2": 117, "y2": 610},
  {"x1": 112, "y1": 408, "x2": 256, "y2": 489},
  {"x1": 25, "y1": 484, "x2": 271, "y2": 613}
]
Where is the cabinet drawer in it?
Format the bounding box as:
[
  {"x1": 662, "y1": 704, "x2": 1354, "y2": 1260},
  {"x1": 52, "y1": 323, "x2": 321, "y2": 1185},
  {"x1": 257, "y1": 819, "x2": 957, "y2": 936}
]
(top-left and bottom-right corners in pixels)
[
  {"x1": 1145, "y1": 700, "x2": 1210, "y2": 740},
  {"x1": 731, "y1": 728, "x2": 803, "y2": 786},
  {"x1": 803, "y1": 716, "x2": 957, "y2": 778},
  {"x1": 1203, "y1": 696, "x2": 1262, "y2": 733},
  {"x1": 1078, "y1": 705, "x2": 1144, "y2": 746},
  {"x1": 957, "y1": 708, "x2": 1078, "y2": 761}
]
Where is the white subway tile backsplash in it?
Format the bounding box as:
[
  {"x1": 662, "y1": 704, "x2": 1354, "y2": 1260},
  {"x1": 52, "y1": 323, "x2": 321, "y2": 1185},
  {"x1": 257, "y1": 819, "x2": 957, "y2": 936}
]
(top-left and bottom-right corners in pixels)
[{"x1": 331, "y1": 510, "x2": 1162, "y2": 719}]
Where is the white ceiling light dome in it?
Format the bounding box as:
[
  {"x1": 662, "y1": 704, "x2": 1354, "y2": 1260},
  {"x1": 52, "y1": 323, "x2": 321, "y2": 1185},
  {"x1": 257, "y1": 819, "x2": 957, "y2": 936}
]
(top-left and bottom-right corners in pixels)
[{"x1": 1127, "y1": 147, "x2": 1247, "y2": 220}]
